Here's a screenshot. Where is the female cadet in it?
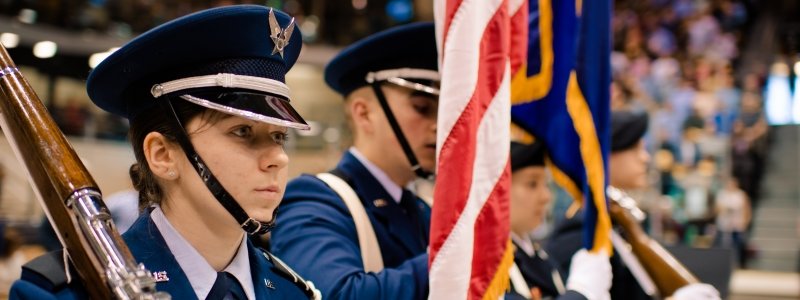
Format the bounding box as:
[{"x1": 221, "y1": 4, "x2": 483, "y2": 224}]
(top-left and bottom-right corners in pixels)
[
  {"x1": 507, "y1": 141, "x2": 612, "y2": 300},
  {"x1": 10, "y1": 5, "x2": 320, "y2": 300}
]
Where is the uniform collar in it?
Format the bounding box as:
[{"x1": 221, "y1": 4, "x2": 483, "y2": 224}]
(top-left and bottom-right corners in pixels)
[
  {"x1": 510, "y1": 232, "x2": 536, "y2": 257},
  {"x1": 349, "y1": 147, "x2": 402, "y2": 203},
  {"x1": 150, "y1": 206, "x2": 256, "y2": 300}
]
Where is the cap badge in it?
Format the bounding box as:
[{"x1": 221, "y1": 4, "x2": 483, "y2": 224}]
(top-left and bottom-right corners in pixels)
[{"x1": 268, "y1": 8, "x2": 295, "y2": 58}]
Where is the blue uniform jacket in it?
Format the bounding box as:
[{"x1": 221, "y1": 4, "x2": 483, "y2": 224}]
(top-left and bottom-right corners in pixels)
[
  {"x1": 546, "y1": 211, "x2": 651, "y2": 300},
  {"x1": 270, "y1": 151, "x2": 431, "y2": 300},
  {"x1": 10, "y1": 209, "x2": 311, "y2": 300}
]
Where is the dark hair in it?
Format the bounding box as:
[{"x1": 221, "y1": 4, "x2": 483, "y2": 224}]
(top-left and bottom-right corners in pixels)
[{"x1": 128, "y1": 99, "x2": 220, "y2": 210}]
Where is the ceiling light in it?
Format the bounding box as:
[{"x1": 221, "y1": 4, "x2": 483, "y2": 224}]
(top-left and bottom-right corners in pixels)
[
  {"x1": 33, "y1": 41, "x2": 57, "y2": 58},
  {"x1": 0, "y1": 33, "x2": 19, "y2": 48}
]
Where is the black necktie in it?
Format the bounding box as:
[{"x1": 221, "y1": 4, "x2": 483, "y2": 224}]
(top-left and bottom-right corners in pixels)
[
  {"x1": 399, "y1": 189, "x2": 428, "y2": 247},
  {"x1": 206, "y1": 272, "x2": 247, "y2": 300}
]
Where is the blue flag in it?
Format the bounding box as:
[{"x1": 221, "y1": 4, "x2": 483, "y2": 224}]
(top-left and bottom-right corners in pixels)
[{"x1": 510, "y1": 0, "x2": 612, "y2": 253}]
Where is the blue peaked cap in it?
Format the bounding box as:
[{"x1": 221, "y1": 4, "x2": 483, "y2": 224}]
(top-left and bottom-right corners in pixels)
[
  {"x1": 87, "y1": 5, "x2": 307, "y2": 129},
  {"x1": 324, "y1": 22, "x2": 439, "y2": 96}
]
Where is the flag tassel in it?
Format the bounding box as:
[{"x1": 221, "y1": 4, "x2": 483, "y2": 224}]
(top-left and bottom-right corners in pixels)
[{"x1": 481, "y1": 239, "x2": 515, "y2": 300}]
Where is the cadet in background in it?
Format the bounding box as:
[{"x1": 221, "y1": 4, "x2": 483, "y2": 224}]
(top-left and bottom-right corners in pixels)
[
  {"x1": 548, "y1": 110, "x2": 720, "y2": 300},
  {"x1": 507, "y1": 141, "x2": 613, "y2": 300},
  {"x1": 271, "y1": 22, "x2": 438, "y2": 300}
]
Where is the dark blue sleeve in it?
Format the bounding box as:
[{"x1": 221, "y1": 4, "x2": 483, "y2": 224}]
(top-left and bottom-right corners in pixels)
[
  {"x1": 270, "y1": 175, "x2": 428, "y2": 300},
  {"x1": 10, "y1": 280, "x2": 58, "y2": 300},
  {"x1": 9, "y1": 279, "x2": 82, "y2": 300},
  {"x1": 10, "y1": 250, "x2": 86, "y2": 300}
]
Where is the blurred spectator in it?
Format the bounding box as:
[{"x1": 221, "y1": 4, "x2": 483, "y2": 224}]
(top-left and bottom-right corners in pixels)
[
  {"x1": 95, "y1": 112, "x2": 129, "y2": 141},
  {"x1": 714, "y1": 67, "x2": 741, "y2": 136},
  {"x1": 54, "y1": 98, "x2": 91, "y2": 137},
  {"x1": 714, "y1": 177, "x2": 751, "y2": 268},
  {"x1": 742, "y1": 72, "x2": 763, "y2": 94},
  {"x1": 678, "y1": 114, "x2": 704, "y2": 167},
  {"x1": 731, "y1": 92, "x2": 768, "y2": 208},
  {"x1": 687, "y1": 9, "x2": 721, "y2": 58},
  {"x1": 652, "y1": 102, "x2": 683, "y2": 147},
  {"x1": 668, "y1": 78, "x2": 697, "y2": 128},
  {"x1": 680, "y1": 157, "x2": 717, "y2": 244},
  {"x1": 647, "y1": 27, "x2": 677, "y2": 58},
  {"x1": 651, "y1": 54, "x2": 681, "y2": 100},
  {"x1": 706, "y1": 32, "x2": 738, "y2": 62},
  {"x1": 714, "y1": 0, "x2": 748, "y2": 32},
  {"x1": 693, "y1": 92, "x2": 721, "y2": 122},
  {"x1": 654, "y1": 142, "x2": 680, "y2": 196}
]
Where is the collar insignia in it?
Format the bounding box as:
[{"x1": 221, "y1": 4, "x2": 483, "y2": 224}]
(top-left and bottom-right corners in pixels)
[
  {"x1": 152, "y1": 271, "x2": 169, "y2": 282},
  {"x1": 265, "y1": 278, "x2": 276, "y2": 290},
  {"x1": 268, "y1": 8, "x2": 295, "y2": 58},
  {"x1": 373, "y1": 199, "x2": 388, "y2": 208}
]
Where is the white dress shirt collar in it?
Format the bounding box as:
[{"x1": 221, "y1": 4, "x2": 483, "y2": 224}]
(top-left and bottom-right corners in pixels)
[
  {"x1": 349, "y1": 147, "x2": 403, "y2": 203},
  {"x1": 151, "y1": 206, "x2": 256, "y2": 299},
  {"x1": 510, "y1": 232, "x2": 536, "y2": 257}
]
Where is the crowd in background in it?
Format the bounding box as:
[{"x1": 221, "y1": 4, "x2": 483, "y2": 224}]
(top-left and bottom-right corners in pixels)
[
  {"x1": 0, "y1": 0, "x2": 265, "y2": 35},
  {"x1": 606, "y1": 0, "x2": 763, "y2": 268}
]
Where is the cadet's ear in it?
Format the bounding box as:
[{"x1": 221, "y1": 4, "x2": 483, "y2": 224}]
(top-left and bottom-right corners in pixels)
[
  {"x1": 347, "y1": 88, "x2": 376, "y2": 136},
  {"x1": 143, "y1": 132, "x2": 180, "y2": 181}
]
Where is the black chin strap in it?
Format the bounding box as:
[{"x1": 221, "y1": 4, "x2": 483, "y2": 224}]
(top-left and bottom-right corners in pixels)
[
  {"x1": 370, "y1": 82, "x2": 435, "y2": 180},
  {"x1": 158, "y1": 98, "x2": 276, "y2": 235}
]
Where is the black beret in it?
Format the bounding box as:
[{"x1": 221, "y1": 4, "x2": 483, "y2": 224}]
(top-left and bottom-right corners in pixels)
[
  {"x1": 511, "y1": 141, "x2": 546, "y2": 172},
  {"x1": 611, "y1": 110, "x2": 649, "y2": 152}
]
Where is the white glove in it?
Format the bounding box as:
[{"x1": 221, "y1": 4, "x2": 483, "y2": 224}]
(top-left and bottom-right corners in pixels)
[
  {"x1": 671, "y1": 283, "x2": 720, "y2": 300},
  {"x1": 565, "y1": 249, "x2": 612, "y2": 300}
]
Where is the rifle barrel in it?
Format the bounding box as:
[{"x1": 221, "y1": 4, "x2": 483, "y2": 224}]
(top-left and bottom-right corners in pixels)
[{"x1": 0, "y1": 45, "x2": 166, "y2": 299}]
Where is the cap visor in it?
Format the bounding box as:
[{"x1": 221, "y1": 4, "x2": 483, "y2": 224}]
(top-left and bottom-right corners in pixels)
[{"x1": 179, "y1": 91, "x2": 309, "y2": 130}]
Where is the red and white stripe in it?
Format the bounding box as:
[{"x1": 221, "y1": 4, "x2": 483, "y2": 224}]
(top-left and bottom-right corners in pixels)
[{"x1": 430, "y1": 0, "x2": 526, "y2": 298}]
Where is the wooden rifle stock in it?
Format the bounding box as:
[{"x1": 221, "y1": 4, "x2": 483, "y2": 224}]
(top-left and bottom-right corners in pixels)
[
  {"x1": 606, "y1": 186, "x2": 699, "y2": 297},
  {"x1": 0, "y1": 45, "x2": 165, "y2": 299}
]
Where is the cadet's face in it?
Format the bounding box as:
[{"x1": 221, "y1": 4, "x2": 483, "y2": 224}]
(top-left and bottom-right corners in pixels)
[
  {"x1": 510, "y1": 166, "x2": 552, "y2": 235},
  {"x1": 378, "y1": 85, "x2": 439, "y2": 172},
  {"x1": 609, "y1": 139, "x2": 650, "y2": 189},
  {"x1": 180, "y1": 114, "x2": 289, "y2": 225}
]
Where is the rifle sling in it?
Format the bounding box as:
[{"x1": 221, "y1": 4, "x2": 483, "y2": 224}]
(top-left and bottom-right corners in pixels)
[{"x1": 21, "y1": 250, "x2": 69, "y2": 291}]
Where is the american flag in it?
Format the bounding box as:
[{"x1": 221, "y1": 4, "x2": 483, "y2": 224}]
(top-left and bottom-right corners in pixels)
[{"x1": 429, "y1": 0, "x2": 527, "y2": 298}]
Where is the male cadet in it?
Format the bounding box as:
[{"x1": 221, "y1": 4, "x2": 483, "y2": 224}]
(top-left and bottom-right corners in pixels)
[
  {"x1": 270, "y1": 22, "x2": 437, "y2": 300},
  {"x1": 547, "y1": 110, "x2": 721, "y2": 300}
]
